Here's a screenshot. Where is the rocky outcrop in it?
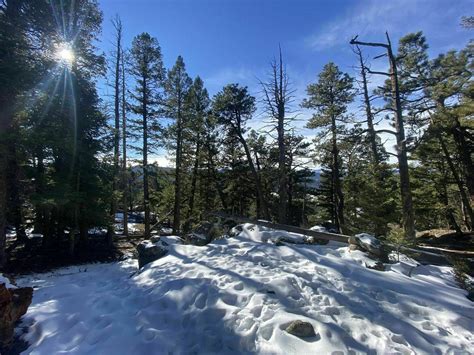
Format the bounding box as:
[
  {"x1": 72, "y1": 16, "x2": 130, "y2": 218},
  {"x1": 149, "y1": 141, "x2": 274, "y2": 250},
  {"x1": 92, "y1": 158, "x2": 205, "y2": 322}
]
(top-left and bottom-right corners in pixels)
[
  {"x1": 136, "y1": 241, "x2": 167, "y2": 268},
  {"x1": 285, "y1": 320, "x2": 316, "y2": 338},
  {"x1": 0, "y1": 276, "x2": 33, "y2": 351},
  {"x1": 349, "y1": 233, "x2": 383, "y2": 257}
]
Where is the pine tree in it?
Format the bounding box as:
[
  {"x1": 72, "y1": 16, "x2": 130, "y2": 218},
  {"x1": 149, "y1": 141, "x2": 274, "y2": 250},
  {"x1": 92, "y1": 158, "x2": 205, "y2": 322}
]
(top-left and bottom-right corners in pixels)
[
  {"x1": 351, "y1": 33, "x2": 417, "y2": 240},
  {"x1": 129, "y1": 33, "x2": 165, "y2": 238},
  {"x1": 213, "y1": 84, "x2": 270, "y2": 220},
  {"x1": 184, "y1": 76, "x2": 210, "y2": 222},
  {"x1": 164, "y1": 56, "x2": 192, "y2": 234},
  {"x1": 302, "y1": 62, "x2": 355, "y2": 233}
]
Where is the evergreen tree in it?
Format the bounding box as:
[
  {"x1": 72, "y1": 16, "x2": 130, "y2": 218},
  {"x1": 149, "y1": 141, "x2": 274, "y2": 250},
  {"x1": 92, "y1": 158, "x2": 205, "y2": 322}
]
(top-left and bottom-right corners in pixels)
[
  {"x1": 129, "y1": 33, "x2": 165, "y2": 238},
  {"x1": 164, "y1": 56, "x2": 192, "y2": 234},
  {"x1": 302, "y1": 62, "x2": 355, "y2": 233},
  {"x1": 184, "y1": 76, "x2": 210, "y2": 222},
  {"x1": 213, "y1": 84, "x2": 270, "y2": 219}
]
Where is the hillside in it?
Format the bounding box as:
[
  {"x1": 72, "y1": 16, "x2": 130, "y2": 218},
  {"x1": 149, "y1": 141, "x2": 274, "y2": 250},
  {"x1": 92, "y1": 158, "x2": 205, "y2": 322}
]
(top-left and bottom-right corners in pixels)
[{"x1": 15, "y1": 224, "x2": 473, "y2": 354}]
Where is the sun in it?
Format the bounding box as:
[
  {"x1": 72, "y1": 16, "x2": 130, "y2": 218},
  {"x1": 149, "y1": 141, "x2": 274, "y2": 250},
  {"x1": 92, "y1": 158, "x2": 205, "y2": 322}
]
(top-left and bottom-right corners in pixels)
[{"x1": 56, "y1": 43, "x2": 75, "y2": 65}]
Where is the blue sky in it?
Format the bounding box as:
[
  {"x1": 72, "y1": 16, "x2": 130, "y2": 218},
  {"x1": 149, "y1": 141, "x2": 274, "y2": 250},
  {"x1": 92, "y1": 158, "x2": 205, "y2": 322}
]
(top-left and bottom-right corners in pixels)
[{"x1": 97, "y1": 0, "x2": 473, "y2": 166}]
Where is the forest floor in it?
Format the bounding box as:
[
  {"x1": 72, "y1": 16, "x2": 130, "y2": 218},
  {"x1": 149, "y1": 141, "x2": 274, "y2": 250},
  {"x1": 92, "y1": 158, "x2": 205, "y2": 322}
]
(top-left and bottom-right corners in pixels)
[
  {"x1": 11, "y1": 224, "x2": 474, "y2": 354},
  {"x1": 4, "y1": 234, "x2": 144, "y2": 276}
]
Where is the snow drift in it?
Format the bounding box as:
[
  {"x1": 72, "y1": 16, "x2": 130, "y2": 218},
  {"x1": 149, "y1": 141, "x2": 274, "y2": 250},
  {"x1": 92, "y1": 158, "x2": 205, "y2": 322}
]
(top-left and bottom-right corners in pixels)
[{"x1": 17, "y1": 224, "x2": 473, "y2": 354}]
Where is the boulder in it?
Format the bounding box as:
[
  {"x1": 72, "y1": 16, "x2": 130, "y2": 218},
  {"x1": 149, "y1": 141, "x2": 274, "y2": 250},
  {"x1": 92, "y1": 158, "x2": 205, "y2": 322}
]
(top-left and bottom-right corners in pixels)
[
  {"x1": 228, "y1": 225, "x2": 243, "y2": 238},
  {"x1": 136, "y1": 241, "x2": 167, "y2": 268},
  {"x1": 185, "y1": 222, "x2": 223, "y2": 246},
  {"x1": 0, "y1": 276, "x2": 33, "y2": 351},
  {"x1": 350, "y1": 233, "x2": 383, "y2": 257},
  {"x1": 285, "y1": 320, "x2": 316, "y2": 338}
]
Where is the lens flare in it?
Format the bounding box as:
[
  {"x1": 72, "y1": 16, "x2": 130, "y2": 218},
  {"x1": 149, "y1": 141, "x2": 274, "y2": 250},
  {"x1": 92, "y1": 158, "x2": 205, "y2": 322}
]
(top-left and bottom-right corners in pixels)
[{"x1": 56, "y1": 43, "x2": 75, "y2": 65}]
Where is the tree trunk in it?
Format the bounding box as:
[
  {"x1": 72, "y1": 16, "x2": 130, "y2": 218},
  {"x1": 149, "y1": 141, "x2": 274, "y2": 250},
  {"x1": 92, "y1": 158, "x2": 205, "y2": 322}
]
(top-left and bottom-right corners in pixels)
[
  {"x1": 7, "y1": 142, "x2": 27, "y2": 244},
  {"x1": 452, "y1": 116, "x2": 474, "y2": 201},
  {"x1": 173, "y1": 103, "x2": 182, "y2": 234},
  {"x1": 238, "y1": 133, "x2": 270, "y2": 220},
  {"x1": 387, "y1": 34, "x2": 416, "y2": 240},
  {"x1": 121, "y1": 48, "x2": 128, "y2": 237},
  {"x1": 187, "y1": 138, "x2": 200, "y2": 221},
  {"x1": 331, "y1": 116, "x2": 345, "y2": 233},
  {"x1": 208, "y1": 150, "x2": 227, "y2": 211},
  {"x1": 350, "y1": 33, "x2": 416, "y2": 240},
  {"x1": 437, "y1": 133, "x2": 473, "y2": 229},
  {"x1": 143, "y1": 82, "x2": 150, "y2": 239},
  {"x1": 439, "y1": 171, "x2": 463, "y2": 234},
  {"x1": 356, "y1": 46, "x2": 380, "y2": 166}
]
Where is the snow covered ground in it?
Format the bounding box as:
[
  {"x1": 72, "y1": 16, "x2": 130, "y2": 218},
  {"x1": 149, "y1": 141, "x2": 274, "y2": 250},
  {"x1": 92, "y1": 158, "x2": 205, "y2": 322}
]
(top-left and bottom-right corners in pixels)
[{"x1": 17, "y1": 224, "x2": 473, "y2": 354}]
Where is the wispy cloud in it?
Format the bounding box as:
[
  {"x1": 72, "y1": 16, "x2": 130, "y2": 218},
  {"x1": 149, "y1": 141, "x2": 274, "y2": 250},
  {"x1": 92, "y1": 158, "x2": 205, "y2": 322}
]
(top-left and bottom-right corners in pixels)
[{"x1": 306, "y1": 0, "x2": 470, "y2": 51}]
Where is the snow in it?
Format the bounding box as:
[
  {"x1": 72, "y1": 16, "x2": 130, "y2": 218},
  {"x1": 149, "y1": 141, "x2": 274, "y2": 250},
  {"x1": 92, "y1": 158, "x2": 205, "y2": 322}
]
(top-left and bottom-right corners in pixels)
[
  {"x1": 354, "y1": 233, "x2": 381, "y2": 248},
  {"x1": 0, "y1": 274, "x2": 17, "y2": 289},
  {"x1": 309, "y1": 225, "x2": 327, "y2": 233},
  {"x1": 17, "y1": 223, "x2": 473, "y2": 354}
]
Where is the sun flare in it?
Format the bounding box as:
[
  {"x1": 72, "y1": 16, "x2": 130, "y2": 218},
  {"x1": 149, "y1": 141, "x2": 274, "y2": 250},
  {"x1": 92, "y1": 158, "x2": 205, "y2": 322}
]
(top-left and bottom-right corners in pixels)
[{"x1": 56, "y1": 43, "x2": 75, "y2": 65}]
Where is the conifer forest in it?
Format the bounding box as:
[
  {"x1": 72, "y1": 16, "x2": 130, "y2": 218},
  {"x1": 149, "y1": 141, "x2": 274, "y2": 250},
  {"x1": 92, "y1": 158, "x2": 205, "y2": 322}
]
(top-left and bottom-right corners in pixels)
[{"x1": 0, "y1": 1, "x2": 473, "y2": 354}]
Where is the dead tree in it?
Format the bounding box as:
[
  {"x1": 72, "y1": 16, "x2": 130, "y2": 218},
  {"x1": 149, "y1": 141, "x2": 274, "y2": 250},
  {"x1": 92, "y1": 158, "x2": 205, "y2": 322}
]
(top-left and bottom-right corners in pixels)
[
  {"x1": 353, "y1": 45, "x2": 381, "y2": 167},
  {"x1": 259, "y1": 46, "x2": 296, "y2": 224},
  {"x1": 121, "y1": 47, "x2": 129, "y2": 237},
  {"x1": 350, "y1": 33, "x2": 416, "y2": 240},
  {"x1": 106, "y1": 16, "x2": 122, "y2": 245}
]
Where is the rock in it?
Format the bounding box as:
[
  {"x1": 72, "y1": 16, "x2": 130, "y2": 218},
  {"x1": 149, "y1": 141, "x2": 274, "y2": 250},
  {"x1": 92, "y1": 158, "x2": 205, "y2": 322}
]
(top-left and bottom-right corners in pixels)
[
  {"x1": 185, "y1": 222, "x2": 223, "y2": 246},
  {"x1": 366, "y1": 261, "x2": 385, "y2": 271},
  {"x1": 149, "y1": 235, "x2": 161, "y2": 243},
  {"x1": 136, "y1": 241, "x2": 167, "y2": 268},
  {"x1": 285, "y1": 320, "x2": 316, "y2": 338},
  {"x1": 467, "y1": 289, "x2": 474, "y2": 302},
  {"x1": 351, "y1": 233, "x2": 383, "y2": 257},
  {"x1": 0, "y1": 276, "x2": 33, "y2": 351},
  {"x1": 228, "y1": 225, "x2": 243, "y2": 238},
  {"x1": 222, "y1": 219, "x2": 238, "y2": 231},
  {"x1": 349, "y1": 243, "x2": 363, "y2": 251}
]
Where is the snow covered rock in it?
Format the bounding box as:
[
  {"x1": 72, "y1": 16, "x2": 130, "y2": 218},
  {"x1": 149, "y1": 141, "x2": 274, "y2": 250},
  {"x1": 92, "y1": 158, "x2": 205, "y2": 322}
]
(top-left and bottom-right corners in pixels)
[
  {"x1": 285, "y1": 320, "x2": 316, "y2": 338},
  {"x1": 350, "y1": 233, "x2": 383, "y2": 257},
  {"x1": 136, "y1": 241, "x2": 167, "y2": 268},
  {"x1": 309, "y1": 225, "x2": 327, "y2": 233},
  {"x1": 184, "y1": 221, "x2": 222, "y2": 246},
  {"x1": 0, "y1": 275, "x2": 33, "y2": 351}
]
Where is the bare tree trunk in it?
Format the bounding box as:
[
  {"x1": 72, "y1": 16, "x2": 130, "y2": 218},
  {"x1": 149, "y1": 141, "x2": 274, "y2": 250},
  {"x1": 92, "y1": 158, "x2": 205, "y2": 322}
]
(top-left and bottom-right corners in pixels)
[
  {"x1": 107, "y1": 17, "x2": 122, "y2": 246},
  {"x1": 238, "y1": 133, "x2": 270, "y2": 220},
  {"x1": 350, "y1": 32, "x2": 416, "y2": 240},
  {"x1": 172, "y1": 101, "x2": 182, "y2": 234},
  {"x1": 356, "y1": 46, "x2": 380, "y2": 166},
  {"x1": 260, "y1": 47, "x2": 291, "y2": 224},
  {"x1": 143, "y1": 83, "x2": 150, "y2": 239},
  {"x1": 388, "y1": 36, "x2": 416, "y2": 240},
  {"x1": 331, "y1": 116, "x2": 345, "y2": 233},
  {"x1": 187, "y1": 138, "x2": 200, "y2": 220},
  {"x1": 121, "y1": 48, "x2": 128, "y2": 237}
]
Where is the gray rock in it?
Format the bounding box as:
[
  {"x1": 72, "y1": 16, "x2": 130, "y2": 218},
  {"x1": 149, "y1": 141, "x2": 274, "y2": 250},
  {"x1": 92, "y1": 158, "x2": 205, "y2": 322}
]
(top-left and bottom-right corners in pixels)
[
  {"x1": 285, "y1": 320, "x2": 316, "y2": 338},
  {"x1": 149, "y1": 235, "x2": 161, "y2": 243},
  {"x1": 228, "y1": 225, "x2": 243, "y2": 238},
  {"x1": 185, "y1": 222, "x2": 223, "y2": 246},
  {"x1": 352, "y1": 233, "x2": 383, "y2": 257},
  {"x1": 136, "y1": 241, "x2": 167, "y2": 268}
]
